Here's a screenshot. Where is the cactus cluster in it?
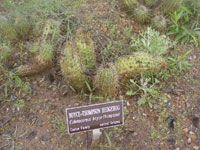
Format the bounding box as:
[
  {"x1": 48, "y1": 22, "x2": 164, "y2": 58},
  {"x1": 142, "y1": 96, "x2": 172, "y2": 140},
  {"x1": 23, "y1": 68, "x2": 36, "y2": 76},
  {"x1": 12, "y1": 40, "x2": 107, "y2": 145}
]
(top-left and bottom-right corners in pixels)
[
  {"x1": 60, "y1": 43, "x2": 89, "y2": 91},
  {"x1": 134, "y1": 5, "x2": 149, "y2": 24},
  {"x1": 114, "y1": 52, "x2": 167, "y2": 82},
  {"x1": 0, "y1": 44, "x2": 11, "y2": 62},
  {"x1": 93, "y1": 64, "x2": 119, "y2": 97}
]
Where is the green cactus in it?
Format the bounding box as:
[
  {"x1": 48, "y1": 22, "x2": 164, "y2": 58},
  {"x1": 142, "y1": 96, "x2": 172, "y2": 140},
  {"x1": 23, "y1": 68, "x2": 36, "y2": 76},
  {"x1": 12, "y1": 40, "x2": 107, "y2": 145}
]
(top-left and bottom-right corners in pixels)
[
  {"x1": 14, "y1": 15, "x2": 33, "y2": 40},
  {"x1": 144, "y1": 0, "x2": 158, "y2": 8},
  {"x1": 42, "y1": 19, "x2": 61, "y2": 41},
  {"x1": 0, "y1": 16, "x2": 17, "y2": 41},
  {"x1": 115, "y1": 52, "x2": 167, "y2": 82},
  {"x1": 76, "y1": 29, "x2": 96, "y2": 71},
  {"x1": 151, "y1": 15, "x2": 167, "y2": 30},
  {"x1": 93, "y1": 64, "x2": 119, "y2": 97},
  {"x1": 39, "y1": 42, "x2": 54, "y2": 62},
  {"x1": 60, "y1": 43, "x2": 89, "y2": 91},
  {"x1": 122, "y1": 0, "x2": 138, "y2": 11},
  {"x1": 161, "y1": 0, "x2": 183, "y2": 14},
  {"x1": 29, "y1": 42, "x2": 40, "y2": 53},
  {"x1": 134, "y1": 5, "x2": 150, "y2": 24}
]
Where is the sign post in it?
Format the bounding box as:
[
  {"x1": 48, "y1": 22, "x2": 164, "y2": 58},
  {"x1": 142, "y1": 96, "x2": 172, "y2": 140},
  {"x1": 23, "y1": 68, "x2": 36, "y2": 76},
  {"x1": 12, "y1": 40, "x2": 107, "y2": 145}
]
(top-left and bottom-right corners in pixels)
[{"x1": 66, "y1": 100, "x2": 124, "y2": 134}]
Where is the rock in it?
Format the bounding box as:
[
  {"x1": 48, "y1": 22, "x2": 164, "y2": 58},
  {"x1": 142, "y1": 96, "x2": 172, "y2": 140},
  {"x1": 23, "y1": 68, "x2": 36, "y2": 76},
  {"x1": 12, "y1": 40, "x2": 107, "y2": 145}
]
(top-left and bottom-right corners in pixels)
[
  {"x1": 192, "y1": 117, "x2": 199, "y2": 128},
  {"x1": 187, "y1": 138, "x2": 192, "y2": 144},
  {"x1": 175, "y1": 148, "x2": 180, "y2": 150},
  {"x1": 183, "y1": 128, "x2": 189, "y2": 134},
  {"x1": 27, "y1": 131, "x2": 37, "y2": 140},
  {"x1": 193, "y1": 146, "x2": 199, "y2": 150},
  {"x1": 11, "y1": 94, "x2": 18, "y2": 101},
  {"x1": 41, "y1": 136, "x2": 49, "y2": 141},
  {"x1": 167, "y1": 138, "x2": 176, "y2": 145},
  {"x1": 188, "y1": 134, "x2": 197, "y2": 142},
  {"x1": 153, "y1": 104, "x2": 158, "y2": 110}
]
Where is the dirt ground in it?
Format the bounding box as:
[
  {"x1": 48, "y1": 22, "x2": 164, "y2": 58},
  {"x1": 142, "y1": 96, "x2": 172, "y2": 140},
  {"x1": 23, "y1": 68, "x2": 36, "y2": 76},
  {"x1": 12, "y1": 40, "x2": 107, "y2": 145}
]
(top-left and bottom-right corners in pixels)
[{"x1": 0, "y1": 0, "x2": 199, "y2": 150}]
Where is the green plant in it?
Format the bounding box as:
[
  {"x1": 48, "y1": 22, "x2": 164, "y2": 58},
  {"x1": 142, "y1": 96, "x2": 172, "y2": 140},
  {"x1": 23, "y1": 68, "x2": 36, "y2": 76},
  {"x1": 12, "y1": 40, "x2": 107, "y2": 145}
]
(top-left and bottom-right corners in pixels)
[
  {"x1": 126, "y1": 77, "x2": 159, "y2": 108},
  {"x1": 76, "y1": 29, "x2": 96, "y2": 71},
  {"x1": 115, "y1": 52, "x2": 167, "y2": 83},
  {"x1": 51, "y1": 115, "x2": 67, "y2": 137},
  {"x1": 93, "y1": 64, "x2": 119, "y2": 97},
  {"x1": 0, "y1": 43, "x2": 11, "y2": 61},
  {"x1": 131, "y1": 27, "x2": 176, "y2": 55},
  {"x1": 39, "y1": 42, "x2": 54, "y2": 62},
  {"x1": 134, "y1": 5, "x2": 150, "y2": 24},
  {"x1": 60, "y1": 43, "x2": 89, "y2": 91},
  {"x1": 167, "y1": 50, "x2": 191, "y2": 73},
  {"x1": 167, "y1": 6, "x2": 200, "y2": 46},
  {"x1": 1, "y1": 125, "x2": 27, "y2": 150}
]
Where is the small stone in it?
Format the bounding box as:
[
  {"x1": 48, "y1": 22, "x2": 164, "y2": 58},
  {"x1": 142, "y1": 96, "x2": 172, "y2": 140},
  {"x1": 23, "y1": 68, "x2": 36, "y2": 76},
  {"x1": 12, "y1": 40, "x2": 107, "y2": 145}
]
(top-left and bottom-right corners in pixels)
[
  {"x1": 27, "y1": 131, "x2": 37, "y2": 140},
  {"x1": 183, "y1": 128, "x2": 189, "y2": 133},
  {"x1": 153, "y1": 104, "x2": 158, "y2": 110},
  {"x1": 192, "y1": 117, "x2": 199, "y2": 128},
  {"x1": 188, "y1": 134, "x2": 197, "y2": 142},
  {"x1": 193, "y1": 146, "x2": 199, "y2": 150},
  {"x1": 175, "y1": 148, "x2": 180, "y2": 150},
  {"x1": 187, "y1": 138, "x2": 192, "y2": 144},
  {"x1": 41, "y1": 136, "x2": 49, "y2": 141},
  {"x1": 127, "y1": 101, "x2": 130, "y2": 106},
  {"x1": 11, "y1": 95, "x2": 18, "y2": 101}
]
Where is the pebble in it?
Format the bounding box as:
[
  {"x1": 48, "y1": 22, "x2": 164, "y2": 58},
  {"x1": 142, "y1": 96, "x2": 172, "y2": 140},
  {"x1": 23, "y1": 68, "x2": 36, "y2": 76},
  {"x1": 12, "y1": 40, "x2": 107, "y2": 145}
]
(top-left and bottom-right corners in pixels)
[
  {"x1": 41, "y1": 136, "x2": 49, "y2": 141},
  {"x1": 11, "y1": 94, "x2": 18, "y2": 101},
  {"x1": 183, "y1": 128, "x2": 189, "y2": 133},
  {"x1": 27, "y1": 131, "x2": 37, "y2": 140},
  {"x1": 192, "y1": 117, "x2": 199, "y2": 128},
  {"x1": 188, "y1": 134, "x2": 197, "y2": 142},
  {"x1": 153, "y1": 104, "x2": 158, "y2": 110},
  {"x1": 187, "y1": 138, "x2": 192, "y2": 144},
  {"x1": 175, "y1": 148, "x2": 180, "y2": 150}
]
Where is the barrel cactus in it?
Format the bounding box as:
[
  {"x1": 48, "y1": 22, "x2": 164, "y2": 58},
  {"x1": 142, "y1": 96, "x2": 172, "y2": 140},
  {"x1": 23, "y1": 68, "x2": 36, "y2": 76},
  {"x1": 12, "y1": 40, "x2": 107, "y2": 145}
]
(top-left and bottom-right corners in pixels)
[
  {"x1": 144, "y1": 0, "x2": 158, "y2": 8},
  {"x1": 122, "y1": 0, "x2": 138, "y2": 12},
  {"x1": 151, "y1": 15, "x2": 167, "y2": 30},
  {"x1": 161, "y1": 0, "x2": 183, "y2": 14},
  {"x1": 115, "y1": 52, "x2": 167, "y2": 82},
  {"x1": 60, "y1": 43, "x2": 89, "y2": 91},
  {"x1": 134, "y1": 5, "x2": 150, "y2": 24},
  {"x1": 39, "y1": 42, "x2": 54, "y2": 62},
  {"x1": 76, "y1": 29, "x2": 96, "y2": 71},
  {"x1": 93, "y1": 64, "x2": 119, "y2": 97}
]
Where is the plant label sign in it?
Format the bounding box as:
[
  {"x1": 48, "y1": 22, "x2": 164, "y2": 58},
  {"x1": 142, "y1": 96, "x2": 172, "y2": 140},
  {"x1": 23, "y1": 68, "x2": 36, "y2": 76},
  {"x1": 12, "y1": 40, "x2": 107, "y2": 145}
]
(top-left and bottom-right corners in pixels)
[{"x1": 66, "y1": 100, "x2": 124, "y2": 134}]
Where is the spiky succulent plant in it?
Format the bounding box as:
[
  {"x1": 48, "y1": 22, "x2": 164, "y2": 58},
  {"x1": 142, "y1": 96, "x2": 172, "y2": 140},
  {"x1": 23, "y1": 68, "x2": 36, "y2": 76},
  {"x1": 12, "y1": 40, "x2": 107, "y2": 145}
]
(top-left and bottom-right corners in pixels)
[
  {"x1": 39, "y1": 42, "x2": 54, "y2": 62},
  {"x1": 0, "y1": 15, "x2": 17, "y2": 41},
  {"x1": 134, "y1": 5, "x2": 150, "y2": 24},
  {"x1": 122, "y1": 0, "x2": 138, "y2": 12},
  {"x1": 76, "y1": 29, "x2": 96, "y2": 71},
  {"x1": 0, "y1": 44, "x2": 11, "y2": 61},
  {"x1": 115, "y1": 52, "x2": 167, "y2": 82},
  {"x1": 93, "y1": 64, "x2": 119, "y2": 97},
  {"x1": 60, "y1": 43, "x2": 89, "y2": 91},
  {"x1": 161, "y1": 0, "x2": 183, "y2": 14},
  {"x1": 151, "y1": 15, "x2": 167, "y2": 30},
  {"x1": 144, "y1": 0, "x2": 158, "y2": 8},
  {"x1": 42, "y1": 19, "x2": 61, "y2": 41}
]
